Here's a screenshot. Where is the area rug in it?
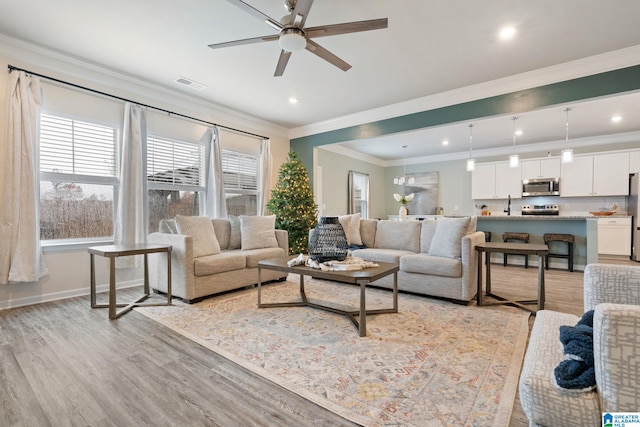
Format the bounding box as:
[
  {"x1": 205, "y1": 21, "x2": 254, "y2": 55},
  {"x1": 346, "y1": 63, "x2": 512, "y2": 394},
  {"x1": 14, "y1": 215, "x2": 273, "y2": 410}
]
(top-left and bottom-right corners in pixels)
[{"x1": 136, "y1": 275, "x2": 530, "y2": 427}]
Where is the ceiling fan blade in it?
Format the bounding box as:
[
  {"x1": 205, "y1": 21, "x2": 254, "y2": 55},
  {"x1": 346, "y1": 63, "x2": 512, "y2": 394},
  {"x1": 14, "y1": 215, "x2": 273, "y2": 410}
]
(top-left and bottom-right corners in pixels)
[
  {"x1": 305, "y1": 18, "x2": 388, "y2": 38},
  {"x1": 208, "y1": 34, "x2": 279, "y2": 50},
  {"x1": 224, "y1": 0, "x2": 283, "y2": 30},
  {"x1": 290, "y1": 0, "x2": 314, "y2": 27},
  {"x1": 274, "y1": 50, "x2": 292, "y2": 77},
  {"x1": 305, "y1": 39, "x2": 351, "y2": 72}
]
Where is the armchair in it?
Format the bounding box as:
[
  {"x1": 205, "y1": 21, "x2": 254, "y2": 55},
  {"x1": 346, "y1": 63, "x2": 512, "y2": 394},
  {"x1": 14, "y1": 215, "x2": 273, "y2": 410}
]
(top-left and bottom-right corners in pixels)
[{"x1": 519, "y1": 263, "x2": 640, "y2": 427}]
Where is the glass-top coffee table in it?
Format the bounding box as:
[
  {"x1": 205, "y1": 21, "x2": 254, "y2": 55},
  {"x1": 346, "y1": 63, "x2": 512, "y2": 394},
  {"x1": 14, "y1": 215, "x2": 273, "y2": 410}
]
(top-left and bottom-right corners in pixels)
[{"x1": 257, "y1": 257, "x2": 399, "y2": 337}]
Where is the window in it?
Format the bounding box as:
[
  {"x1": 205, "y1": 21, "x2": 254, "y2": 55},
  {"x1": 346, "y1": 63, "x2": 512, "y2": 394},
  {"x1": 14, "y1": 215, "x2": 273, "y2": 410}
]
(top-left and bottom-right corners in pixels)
[
  {"x1": 39, "y1": 114, "x2": 118, "y2": 241},
  {"x1": 222, "y1": 149, "x2": 259, "y2": 216},
  {"x1": 147, "y1": 135, "x2": 205, "y2": 233},
  {"x1": 350, "y1": 171, "x2": 370, "y2": 218}
]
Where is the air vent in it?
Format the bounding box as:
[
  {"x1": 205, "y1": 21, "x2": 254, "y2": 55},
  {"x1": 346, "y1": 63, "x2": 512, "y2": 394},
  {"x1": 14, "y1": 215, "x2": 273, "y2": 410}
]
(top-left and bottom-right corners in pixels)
[{"x1": 174, "y1": 76, "x2": 207, "y2": 91}]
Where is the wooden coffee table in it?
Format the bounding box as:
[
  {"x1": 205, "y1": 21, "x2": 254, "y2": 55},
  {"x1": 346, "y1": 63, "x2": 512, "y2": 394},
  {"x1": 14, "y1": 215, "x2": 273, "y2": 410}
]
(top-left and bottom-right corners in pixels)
[{"x1": 257, "y1": 257, "x2": 399, "y2": 337}]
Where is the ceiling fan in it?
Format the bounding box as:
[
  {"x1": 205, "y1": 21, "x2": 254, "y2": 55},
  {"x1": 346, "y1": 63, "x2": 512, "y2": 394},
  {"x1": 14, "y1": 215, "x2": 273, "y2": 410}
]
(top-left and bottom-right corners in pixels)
[{"x1": 209, "y1": 0, "x2": 388, "y2": 76}]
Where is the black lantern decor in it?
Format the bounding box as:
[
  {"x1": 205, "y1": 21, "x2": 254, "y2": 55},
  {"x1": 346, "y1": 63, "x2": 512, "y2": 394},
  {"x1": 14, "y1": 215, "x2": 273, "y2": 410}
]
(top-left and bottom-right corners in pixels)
[{"x1": 308, "y1": 217, "x2": 348, "y2": 263}]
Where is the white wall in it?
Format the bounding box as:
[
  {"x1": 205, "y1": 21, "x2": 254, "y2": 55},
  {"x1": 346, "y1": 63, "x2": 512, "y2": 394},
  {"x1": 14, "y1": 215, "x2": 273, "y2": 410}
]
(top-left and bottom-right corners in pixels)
[
  {"x1": 0, "y1": 38, "x2": 290, "y2": 310},
  {"x1": 316, "y1": 148, "x2": 386, "y2": 218}
]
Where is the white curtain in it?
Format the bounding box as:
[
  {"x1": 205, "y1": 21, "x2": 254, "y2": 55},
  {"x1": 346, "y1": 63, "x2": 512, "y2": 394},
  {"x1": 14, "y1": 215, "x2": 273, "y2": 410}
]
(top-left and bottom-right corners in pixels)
[
  {"x1": 0, "y1": 71, "x2": 48, "y2": 284},
  {"x1": 114, "y1": 103, "x2": 147, "y2": 267},
  {"x1": 203, "y1": 127, "x2": 227, "y2": 218},
  {"x1": 258, "y1": 139, "x2": 272, "y2": 216}
]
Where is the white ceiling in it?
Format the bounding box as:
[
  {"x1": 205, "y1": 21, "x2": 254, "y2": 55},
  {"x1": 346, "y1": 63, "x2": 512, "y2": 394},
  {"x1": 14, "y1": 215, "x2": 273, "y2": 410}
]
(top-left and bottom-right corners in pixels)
[{"x1": 1, "y1": 0, "x2": 639, "y2": 161}]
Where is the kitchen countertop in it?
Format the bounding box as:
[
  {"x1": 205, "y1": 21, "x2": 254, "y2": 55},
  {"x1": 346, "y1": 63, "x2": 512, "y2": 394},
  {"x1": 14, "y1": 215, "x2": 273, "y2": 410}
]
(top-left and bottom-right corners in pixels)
[{"x1": 477, "y1": 215, "x2": 630, "y2": 220}]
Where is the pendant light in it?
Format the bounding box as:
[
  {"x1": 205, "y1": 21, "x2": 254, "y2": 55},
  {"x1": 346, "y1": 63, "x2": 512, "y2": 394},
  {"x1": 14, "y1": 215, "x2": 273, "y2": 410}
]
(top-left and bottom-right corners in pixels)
[
  {"x1": 466, "y1": 124, "x2": 475, "y2": 171},
  {"x1": 561, "y1": 107, "x2": 574, "y2": 163},
  {"x1": 509, "y1": 116, "x2": 519, "y2": 168},
  {"x1": 394, "y1": 145, "x2": 415, "y2": 185}
]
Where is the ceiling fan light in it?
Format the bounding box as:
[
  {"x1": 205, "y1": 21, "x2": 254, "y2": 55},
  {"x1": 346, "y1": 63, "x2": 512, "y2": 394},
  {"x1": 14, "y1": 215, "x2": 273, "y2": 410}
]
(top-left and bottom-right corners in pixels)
[{"x1": 279, "y1": 28, "x2": 306, "y2": 52}]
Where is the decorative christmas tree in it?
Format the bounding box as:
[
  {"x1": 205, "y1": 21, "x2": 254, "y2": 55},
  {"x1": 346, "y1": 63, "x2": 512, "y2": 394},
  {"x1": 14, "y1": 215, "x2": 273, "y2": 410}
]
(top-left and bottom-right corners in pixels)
[{"x1": 267, "y1": 151, "x2": 318, "y2": 254}]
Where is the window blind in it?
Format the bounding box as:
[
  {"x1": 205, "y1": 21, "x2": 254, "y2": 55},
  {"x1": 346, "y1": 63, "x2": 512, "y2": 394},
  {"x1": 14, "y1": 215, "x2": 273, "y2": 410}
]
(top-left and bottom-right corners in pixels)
[
  {"x1": 147, "y1": 135, "x2": 204, "y2": 188},
  {"x1": 40, "y1": 114, "x2": 117, "y2": 177},
  {"x1": 222, "y1": 149, "x2": 258, "y2": 191}
]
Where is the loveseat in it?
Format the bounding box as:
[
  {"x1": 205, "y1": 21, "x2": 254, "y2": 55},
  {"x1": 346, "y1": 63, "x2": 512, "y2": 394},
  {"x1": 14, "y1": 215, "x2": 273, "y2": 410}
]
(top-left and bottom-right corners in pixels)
[
  {"x1": 519, "y1": 263, "x2": 640, "y2": 427},
  {"x1": 148, "y1": 215, "x2": 288, "y2": 303},
  {"x1": 331, "y1": 214, "x2": 484, "y2": 303}
]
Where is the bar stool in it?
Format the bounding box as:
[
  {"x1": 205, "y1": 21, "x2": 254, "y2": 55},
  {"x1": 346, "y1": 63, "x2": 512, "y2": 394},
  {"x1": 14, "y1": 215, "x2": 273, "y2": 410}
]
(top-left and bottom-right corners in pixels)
[
  {"x1": 503, "y1": 232, "x2": 529, "y2": 268},
  {"x1": 543, "y1": 233, "x2": 574, "y2": 272},
  {"x1": 483, "y1": 232, "x2": 492, "y2": 264}
]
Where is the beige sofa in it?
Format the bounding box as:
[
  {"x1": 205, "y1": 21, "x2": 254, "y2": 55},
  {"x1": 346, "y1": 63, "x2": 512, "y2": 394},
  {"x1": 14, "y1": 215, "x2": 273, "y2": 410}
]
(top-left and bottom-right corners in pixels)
[
  {"x1": 519, "y1": 263, "x2": 640, "y2": 427},
  {"x1": 148, "y1": 215, "x2": 288, "y2": 303},
  {"x1": 331, "y1": 215, "x2": 483, "y2": 303}
]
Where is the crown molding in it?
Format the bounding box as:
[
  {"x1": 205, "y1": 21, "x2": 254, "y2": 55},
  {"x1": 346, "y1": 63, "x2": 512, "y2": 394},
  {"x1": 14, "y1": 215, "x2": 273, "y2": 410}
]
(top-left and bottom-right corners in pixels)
[
  {"x1": 0, "y1": 33, "x2": 289, "y2": 139},
  {"x1": 317, "y1": 144, "x2": 386, "y2": 167},
  {"x1": 289, "y1": 45, "x2": 640, "y2": 140},
  {"x1": 383, "y1": 130, "x2": 640, "y2": 167}
]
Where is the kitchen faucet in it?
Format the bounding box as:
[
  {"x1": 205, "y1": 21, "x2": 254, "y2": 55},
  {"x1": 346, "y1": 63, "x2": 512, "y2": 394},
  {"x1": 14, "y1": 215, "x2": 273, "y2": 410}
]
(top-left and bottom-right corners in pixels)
[{"x1": 504, "y1": 195, "x2": 511, "y2": 216}]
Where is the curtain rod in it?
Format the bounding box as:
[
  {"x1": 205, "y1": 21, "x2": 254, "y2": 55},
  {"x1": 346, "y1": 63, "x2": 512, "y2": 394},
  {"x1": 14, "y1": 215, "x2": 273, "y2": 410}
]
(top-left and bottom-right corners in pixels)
[{"x1": 7, "y1": 64, "x2": 269, "y2": 140}]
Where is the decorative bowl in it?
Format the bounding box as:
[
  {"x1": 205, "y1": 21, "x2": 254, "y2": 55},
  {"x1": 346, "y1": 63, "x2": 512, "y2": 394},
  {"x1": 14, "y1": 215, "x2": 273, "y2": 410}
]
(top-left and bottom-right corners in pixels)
[{"x1": 589, "y1": 211, "x2": 616, "y2": 217}]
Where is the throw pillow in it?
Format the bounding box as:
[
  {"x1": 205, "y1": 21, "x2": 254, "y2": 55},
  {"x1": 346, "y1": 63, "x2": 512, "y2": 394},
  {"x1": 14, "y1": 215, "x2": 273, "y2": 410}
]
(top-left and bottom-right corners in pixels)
[
  {"x1": 338, "y1": 213, "x2": 363, "y2": 246},
  {"x1": 428, "y1": 217, "x2": 471, "y2": 259},
  {"x1": 228, "y1": 216, "x2": 242, "y2": 249},
  {"x1": 240, "y1": 215, "x2": 279, "y2": 250},
  {"x1": 174, "y1": 215, "x2": 221, "y2": 257},
  {"x1": 374, "y1": 220, "x2": 421, "y2": 252},
  {"x1": 419, "y1": 220, "x2": 438, "y2": 253}
]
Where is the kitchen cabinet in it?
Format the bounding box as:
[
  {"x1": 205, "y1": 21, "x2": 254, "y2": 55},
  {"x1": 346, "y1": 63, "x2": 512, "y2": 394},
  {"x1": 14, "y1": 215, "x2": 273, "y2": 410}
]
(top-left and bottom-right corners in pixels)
[
  {"x1": 597, "y1": 217, "x2": 632, "y2": 256},
  {"x1": 472, "y1": 162, "x2": 522, "y2": 199},
  {"x1": 521, "y1": 158, "x2": 561, "y2": 180},
  {"x1": 561, "y1": 152, "x2": 630, "y2": 197},
  {"x1": 630, "y1": 150, "x2": 640, "y2": 173}
]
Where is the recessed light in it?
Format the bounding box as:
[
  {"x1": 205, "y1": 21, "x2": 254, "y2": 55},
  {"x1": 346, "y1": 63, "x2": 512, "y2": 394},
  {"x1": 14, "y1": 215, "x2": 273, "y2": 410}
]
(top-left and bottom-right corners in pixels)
[
  {"x1": 288, "y1": 97, "x2": 298, "y2": 105},
  {"x1": 611, "y1": 115, "x2": 622, "y2": 123},
  {"x1": 442, "y1": 139, "x2": 449, "y2": 146},
  {"x1": 499, "y1": 25, "x2": 516, "y2": 40}
]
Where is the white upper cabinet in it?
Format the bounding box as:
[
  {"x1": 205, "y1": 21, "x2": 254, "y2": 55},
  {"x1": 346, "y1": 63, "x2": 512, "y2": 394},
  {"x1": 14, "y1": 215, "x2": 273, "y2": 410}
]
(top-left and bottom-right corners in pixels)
[
  {"x1": 593, "y1": 152, "x2": 630, "y2": 196},
  {"x1": 495, "y1": 162, "x2": 522, "y2": 198},
  {"x1": 472, "y1": 162, "x2": 522, "y2": 199},
  {"x1": 561, "y1": 152, "x2": 630, "y2": 197},
  {"x1": 630, "y1": 150, "x2": 640, "y2": 173},
  {"x1": 472, "y1": 163, "x2": 497, "y2": 199},
  {"x1": 560, "y1": 156, "x2": 593, "y2": 197},
  {"x1": 521, "y1": 158, "x2": 561, "y2": 180}
]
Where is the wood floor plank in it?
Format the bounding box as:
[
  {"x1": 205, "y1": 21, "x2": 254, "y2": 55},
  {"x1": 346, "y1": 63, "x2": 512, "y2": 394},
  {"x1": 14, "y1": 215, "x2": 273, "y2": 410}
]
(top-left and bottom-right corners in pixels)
[
  {"x1": 0, "y1": 345, "x2": 51, "y2": 427},
  {"x1": 0, "y1": 259, "x2": 636, "y2": 426}
]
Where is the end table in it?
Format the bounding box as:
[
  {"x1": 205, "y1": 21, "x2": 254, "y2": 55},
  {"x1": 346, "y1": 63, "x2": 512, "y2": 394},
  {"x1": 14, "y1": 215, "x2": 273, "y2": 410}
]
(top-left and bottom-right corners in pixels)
[{"x1": 89, "y1": 243, "x2": 172, "y2": 319}]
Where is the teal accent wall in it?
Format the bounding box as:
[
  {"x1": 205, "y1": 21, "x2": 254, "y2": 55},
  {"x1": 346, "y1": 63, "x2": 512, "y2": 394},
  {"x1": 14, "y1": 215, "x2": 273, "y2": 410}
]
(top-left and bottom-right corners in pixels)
[{"x1": 291, "y1": 65, "x2": 640, "y2": 183}]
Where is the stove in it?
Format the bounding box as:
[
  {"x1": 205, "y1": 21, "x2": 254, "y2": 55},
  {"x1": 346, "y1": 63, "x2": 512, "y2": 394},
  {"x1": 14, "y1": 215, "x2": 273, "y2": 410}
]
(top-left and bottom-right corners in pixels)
[{"x1": 521, "y1": 204, "x2": 559, "y2": 216}]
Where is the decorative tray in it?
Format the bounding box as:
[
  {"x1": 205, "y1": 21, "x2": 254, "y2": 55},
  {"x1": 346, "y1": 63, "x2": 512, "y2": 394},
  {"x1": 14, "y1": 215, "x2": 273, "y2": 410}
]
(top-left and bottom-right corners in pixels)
[{"x1": 589, "y1": 211, "x2": 616, "y2": 217}]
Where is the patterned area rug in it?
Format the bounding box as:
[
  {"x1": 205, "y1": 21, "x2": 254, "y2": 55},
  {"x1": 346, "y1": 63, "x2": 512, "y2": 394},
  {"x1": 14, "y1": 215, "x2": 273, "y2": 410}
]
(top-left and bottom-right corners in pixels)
[{"x1": 136, "y1": 275, "x2": 529, "y2": 427}]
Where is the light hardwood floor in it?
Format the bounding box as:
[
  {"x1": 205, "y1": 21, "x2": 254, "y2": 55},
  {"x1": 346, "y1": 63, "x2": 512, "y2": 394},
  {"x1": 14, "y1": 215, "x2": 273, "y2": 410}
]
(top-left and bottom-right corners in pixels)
[{"x1": 0, "y1": 258, "x2": 636, "y2": 426}]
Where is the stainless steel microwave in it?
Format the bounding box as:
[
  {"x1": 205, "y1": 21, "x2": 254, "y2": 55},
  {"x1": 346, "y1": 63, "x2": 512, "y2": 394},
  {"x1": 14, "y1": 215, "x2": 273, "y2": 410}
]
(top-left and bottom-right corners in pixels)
[{"x1": 522, "y1": 178, "x2": 560, "y2": 196}]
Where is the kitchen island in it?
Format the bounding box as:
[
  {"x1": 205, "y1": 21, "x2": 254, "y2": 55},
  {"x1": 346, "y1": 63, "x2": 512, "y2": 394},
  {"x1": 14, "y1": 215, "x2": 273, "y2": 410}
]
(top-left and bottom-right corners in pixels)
[{"x1": 477, "y1": 215, "x2": 599, "y2": 271}]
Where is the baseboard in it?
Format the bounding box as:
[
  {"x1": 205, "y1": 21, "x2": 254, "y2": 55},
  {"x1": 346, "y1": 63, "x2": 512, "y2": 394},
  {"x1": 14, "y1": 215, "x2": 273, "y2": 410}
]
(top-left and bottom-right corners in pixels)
[{"x1": 0, "y1": 279, "x2": 143, "y2": 311}]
